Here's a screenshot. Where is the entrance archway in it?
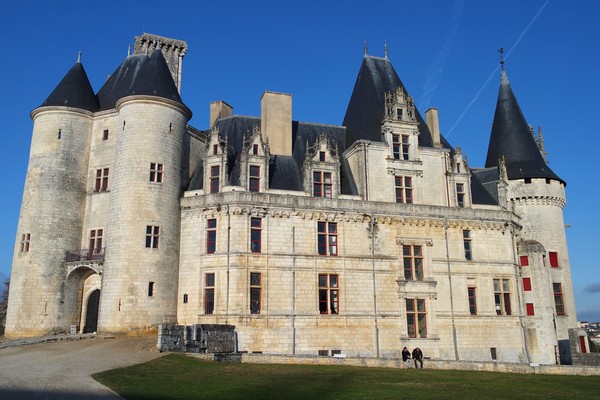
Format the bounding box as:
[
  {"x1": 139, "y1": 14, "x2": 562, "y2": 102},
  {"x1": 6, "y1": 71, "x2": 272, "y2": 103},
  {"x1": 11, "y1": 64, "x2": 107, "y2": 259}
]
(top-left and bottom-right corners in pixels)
[{"x1": 83, "y1": 289, "x2": 100, "y2": 333}]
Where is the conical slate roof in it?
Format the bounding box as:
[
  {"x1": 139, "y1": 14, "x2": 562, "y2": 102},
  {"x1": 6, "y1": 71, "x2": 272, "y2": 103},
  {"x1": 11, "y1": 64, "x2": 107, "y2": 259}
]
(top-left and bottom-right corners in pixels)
[
  {"x1": 342, "y1": 55, "x2": 452, "y2": 150},
  {"x1": 485, "y1": 68, "x2": 563, "y2": 184},
  {"x1": 97, "y1": 48, "x2": 184, "y2": 110},
  {"x1": 40, "y1": 59, "x2": 99, "y2": 111}
]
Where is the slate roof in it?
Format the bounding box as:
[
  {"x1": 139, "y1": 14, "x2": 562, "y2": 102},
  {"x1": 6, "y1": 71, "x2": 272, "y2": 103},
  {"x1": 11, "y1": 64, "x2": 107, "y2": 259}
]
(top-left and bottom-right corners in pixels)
[
  {"x1": 40, "y1": 60, "x2": 99, "y2": 111},
  {"x1": 485, "y1": 68, "x2": 564, "y2": 184},
  {"x1": 471, "y1": 168, "x2": 501, "y2": 205},
  {"x1": 342, "y1": 55, "x2": 453, "y2": 150},
  {"x1": 188, "y1": 116, "x2": 346, "y2": 192},
  {"x1": 97, "y1": 48, "x2": 184, "y2": 111}
]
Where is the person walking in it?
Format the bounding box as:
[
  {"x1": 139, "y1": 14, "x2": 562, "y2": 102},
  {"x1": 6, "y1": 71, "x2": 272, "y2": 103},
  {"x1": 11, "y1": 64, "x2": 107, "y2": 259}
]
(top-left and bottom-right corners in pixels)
[
  {"x1": 412, "y1": 347, "x2": 424, "y2": 369},
  {"x1": 402, "y1": 346, "x2": 412, "y2": 368}
]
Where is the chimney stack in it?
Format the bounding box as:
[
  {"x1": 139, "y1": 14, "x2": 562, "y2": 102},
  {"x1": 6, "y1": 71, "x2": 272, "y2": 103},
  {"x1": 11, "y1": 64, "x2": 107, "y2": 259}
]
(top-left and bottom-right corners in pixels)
[
  {"x1": 210, "y1": 101, "x2": 233, "y2": 128},
  {"x1": 426, "y1": 108, "x2": 442, "y2": 148},
  {"x1": 261, "y1": 91, "x2": 292, "y2": 156}
]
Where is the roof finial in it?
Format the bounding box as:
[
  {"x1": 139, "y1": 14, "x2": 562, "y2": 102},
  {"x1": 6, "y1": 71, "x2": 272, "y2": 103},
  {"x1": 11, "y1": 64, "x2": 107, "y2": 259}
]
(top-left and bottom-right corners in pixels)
[
  {"x1": 384, "y1": 41, "x2": 388, "y2": 59},
  {"x1": 498, "y1": 47, "x2": 509, "y2": 84},
  {"x1": 364, "y1": 39, "x2": 368, "y2": 56},
  {"x1": 498, "y1": 47, "x2": 505, "y2": 70},
  {"x1": 77, "y1": 50, "x2": 82, "y2": 63}
]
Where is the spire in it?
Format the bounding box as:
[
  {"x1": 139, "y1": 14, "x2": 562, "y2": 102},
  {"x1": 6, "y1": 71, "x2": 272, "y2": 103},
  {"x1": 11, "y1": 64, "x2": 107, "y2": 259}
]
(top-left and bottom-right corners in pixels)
[
  {"x1": 485, "y1": 62, "x2": 563, "y2": 184},
  {"x1": 38, "y1": 60, "x2": 98, "y2": 111},
  {"x1": 364, "y1": 39, "x2": 368, "y2": 56},
  {"x1": 384, "y1": 41, "x2": 388, "y2": 59},
  {"x1": 77, "y1": 50, "x2": 82, "y2": 64}
]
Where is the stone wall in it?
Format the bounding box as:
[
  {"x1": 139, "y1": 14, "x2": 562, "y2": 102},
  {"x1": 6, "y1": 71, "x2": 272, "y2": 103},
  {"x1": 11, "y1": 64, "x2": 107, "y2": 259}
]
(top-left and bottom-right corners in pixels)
[
  {"x1": 157, "y1": 324, "x2": 235, "y2": 353},
  {"x1": 570, "y1": 328, "x2": 600, "y2": 366}
]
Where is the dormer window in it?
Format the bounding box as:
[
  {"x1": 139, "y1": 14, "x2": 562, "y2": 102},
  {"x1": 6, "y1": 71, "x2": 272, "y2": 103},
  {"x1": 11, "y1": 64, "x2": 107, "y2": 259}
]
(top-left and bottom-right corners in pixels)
[
  {"x1": 210, "y1": 165, "x2": 220, "y2": 193},
  {"x1": 253, "y1": 144, "x2": 259, "y2": 155},
  {"x1": 313, "y1": 171, "x2": 332, "y2": 198},
  {"x1": 319, "y1": 151, "x2": 326, "y2": 162},
  {"x1": 213, "y1": 144, "x2": 218, "y2": 155},
  {"x1": 392, "y1": 134, "x2": 410, "y2": 160},
  {"x1": 396, "y1": 108, "x2": 403, "y2": 120},
  {"x1": 456, "y1": 183, "x2": 465, "y2": 207},
  {"x1": 249, "y1": 165, "x2": 260, "y2": 192}
]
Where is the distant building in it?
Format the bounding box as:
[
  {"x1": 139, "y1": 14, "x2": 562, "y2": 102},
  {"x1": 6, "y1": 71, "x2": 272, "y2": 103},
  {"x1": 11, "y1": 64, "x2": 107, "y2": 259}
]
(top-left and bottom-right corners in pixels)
[{"x1": 5, "y1": 34, "x2": 577, "y2": 364}]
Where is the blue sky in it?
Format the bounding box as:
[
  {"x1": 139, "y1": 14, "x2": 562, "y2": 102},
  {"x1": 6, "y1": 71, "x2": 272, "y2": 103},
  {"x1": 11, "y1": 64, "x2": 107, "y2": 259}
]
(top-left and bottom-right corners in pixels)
[{"x1": 0, "y1": 1, "x2": 598, "y2": 321}]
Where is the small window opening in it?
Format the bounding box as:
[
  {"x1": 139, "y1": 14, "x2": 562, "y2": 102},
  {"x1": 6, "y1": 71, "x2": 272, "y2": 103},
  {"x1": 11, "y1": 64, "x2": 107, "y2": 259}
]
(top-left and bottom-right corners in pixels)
[
  {"x1": 169, "y1": 122, "x2": 172, "y2": 132},
  {"x1": 490, "y1": 347, "x2": 497, "y2": 360},
  {"x1": 58, "y1": 129, "x2": 62, "y2": 139},
  {"x1": 103, "y1": 129, "x2": 109, "y2": 140},
  {"x1": 148, "y1": 282, "x2": 155, "y2": 297},
  {"x1": 319, "y1": 151, "x2": 326, "y2": 162},
  {"x1": 318, "y1": 350, "x2": 329, "y2": 357},
  {"x1": 524, "y1": 178, "x2": 532, "y2": 184},
  {"x1": 253, "y1": 144, "x2": 259, "y2": 155},
  {"x1": 122, "y1": 121, "x2": 126, "y2": 130},
  {"x1": 213, "y1": 144, "x2": 218, "y2": 155},
  {"x1": 331, "y1": 349, "x2": 341, "y2": 356},
  {"x1": 546, "y1": 178, "x2": 551, "y2": 184},
  {"x1": 183, "y1": 293, "x2": 188, "y2": 304}
]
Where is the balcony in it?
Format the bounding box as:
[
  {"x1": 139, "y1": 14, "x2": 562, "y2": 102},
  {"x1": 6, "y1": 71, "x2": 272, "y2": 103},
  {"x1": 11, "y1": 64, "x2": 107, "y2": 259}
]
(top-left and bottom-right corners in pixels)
[{"x1": 65, "y1": 248, "x2": 105, "y2": 263}]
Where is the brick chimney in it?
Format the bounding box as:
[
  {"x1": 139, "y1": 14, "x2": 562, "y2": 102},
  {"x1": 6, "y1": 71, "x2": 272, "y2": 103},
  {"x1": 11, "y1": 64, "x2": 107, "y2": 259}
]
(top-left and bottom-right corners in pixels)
[{"x1": 261, "y1": 91, "x2": 292, "y2": 156}]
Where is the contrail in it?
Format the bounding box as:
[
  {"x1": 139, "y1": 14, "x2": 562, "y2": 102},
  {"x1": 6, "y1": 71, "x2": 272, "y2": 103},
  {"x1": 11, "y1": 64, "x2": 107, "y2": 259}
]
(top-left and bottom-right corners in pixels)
[
  {"x1": 420, "y1": 0, "x2": 465, "y2": 110},
  {"x1": 446, "y1": 0, "x2": 550, "y2": 137}
]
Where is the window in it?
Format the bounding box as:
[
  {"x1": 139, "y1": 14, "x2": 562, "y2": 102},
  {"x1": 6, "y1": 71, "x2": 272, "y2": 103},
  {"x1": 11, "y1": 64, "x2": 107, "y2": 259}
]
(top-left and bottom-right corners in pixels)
[
  {"x1": 403, "y1": 245, "x2": 423, "y2": 281},
  {"x1": 493, "y1": 278, "x2": 511, "y2": 315},
  {"x1": 406, "y1": 298, "x2": 427, "y2": 338},
  {"x1": 396, "y1": 108, "x2": 403, "y2": 120},
  {"x1": 250, "y1": 218, "x2": 261, "y2": 253},
  {"x1": 89, "y1": 229, "x2": 103, "y2": 257},
  {"x1": 526, "y1": 303, "x2": 535, "y2": 316},
  {"x1": 319, "y1": 274, "x2": 339, "y2": 314},
  {"x1": 94, "y1": 168, "x2": 109, "y2": 192},
  {"x1": 148, "y1": 282, "x2": 155, "y2": 297},
  {"x1": 313, "y1": 171, "x2": 332, "y2": 198},
  {"x1": 468, "y1": 287, "x2": 477, "y2": 315},
  {"x1": 205, "y1": 273, "x2": 215, "y2": 314},
  {"x1": 456, "y1": 183, "x2": 465, "y2": 207},
  {"x1": 252, "y1": 144, "x2": 259, "y2": 155},
  {"x1": 250, "y1": 272, "x2": 261, "y2": 314},
  {"x1": 463, "y1": 230, "x2": 472, "y2": 260},
  {"x1": 395, "y1": 176, "x2": 413, "y2": 204},
  {"x1": 549, "y1": 252, "x2": 559, "y2": 268},
  {"x1": 213, "y1": 144, "x2": 218, "y2": 155},
  {"x1": 149, "y1": 163, "x2": 163, "y2": 183},
  {"x1": 553, "y1": 283, "x2": 565, "y2": 315},
  {"x1": 206, "y1": 219, "x2": 217, "y2": 254},
  {"x1": 145, "y1": 225, "x2": 160, "y2": 249},
  {"x1": 319, "y1": 151, "x2": 326, "y2": 162},
  {"x1": 520, "y1": 256, "x2": 529, "y2": 266},
  {"x1": 524, "y1": 178, "x2": 532, "y2": 184},
  {"x1": 210, "y1": 165, "x2": 220, "y2": 193},
  {"x1": 523, "y1": 277, "x2": 532, "y2": 291},
  {"x1": 317, "y1": 222, "x2": 337, "y2": 256},
  {"x1": 20, "y1": 233, "x2": 31, "y2": 253},
  {"x1": 249, "y1": 165, "x2": 260, "y2": 192},
  {"x1": 183, "y1": 293, "x2": 188, "y2": 304},
  {"x1": 392, "y1": 134, "x2": 410, "y2": 160},
  {"x1": 103, "y1": 129, "x2": 109, "y2": 140}
]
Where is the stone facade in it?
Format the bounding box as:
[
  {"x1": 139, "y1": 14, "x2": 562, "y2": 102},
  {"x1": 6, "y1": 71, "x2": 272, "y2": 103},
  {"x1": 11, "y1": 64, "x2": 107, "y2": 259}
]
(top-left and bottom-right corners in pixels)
[{"x1": 5, "y1": 33, "x2": 577, "y2": 366}]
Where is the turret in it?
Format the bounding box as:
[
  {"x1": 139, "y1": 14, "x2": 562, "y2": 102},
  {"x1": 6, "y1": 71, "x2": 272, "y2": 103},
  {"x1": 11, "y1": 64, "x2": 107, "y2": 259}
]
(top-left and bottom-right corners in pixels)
[
  {"x1": 5, "y1": 56, "x2": 98, "y2": 337},
  {"x1": 485, "y1": 59, "x2": 576, "y2": 364},
  {"x1": 97, "y1": 47, "x2": 192, "y2": 333}
]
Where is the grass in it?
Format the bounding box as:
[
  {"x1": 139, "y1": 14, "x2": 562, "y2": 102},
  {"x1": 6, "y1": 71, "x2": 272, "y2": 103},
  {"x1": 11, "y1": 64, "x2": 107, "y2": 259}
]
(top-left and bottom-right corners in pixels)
[{"x1": 93, "y1": 354, "x2": 600, "y2": 400}]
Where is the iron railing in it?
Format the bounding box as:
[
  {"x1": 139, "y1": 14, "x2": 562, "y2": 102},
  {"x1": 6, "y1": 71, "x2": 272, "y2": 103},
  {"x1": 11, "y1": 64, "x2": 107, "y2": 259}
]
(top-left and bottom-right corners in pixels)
[{"x1": 65, "y1": 248, "x2": 105, "y2": 262}]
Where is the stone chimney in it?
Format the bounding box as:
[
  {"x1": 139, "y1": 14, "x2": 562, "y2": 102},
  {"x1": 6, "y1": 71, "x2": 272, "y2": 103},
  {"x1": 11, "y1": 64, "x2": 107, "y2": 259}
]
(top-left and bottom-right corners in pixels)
[
  {"x1": 261, "y1": 91, "x2": 292, "y2": 156},
  {"x1": 210, "y1": 101, "x2": 233, "y2": 128},
  {"x1": 426, "y1": 107, "x2": 441, "y2": 148},
  {"x1": 134, "y1": 33, "x2": 187, "y2": 92}
]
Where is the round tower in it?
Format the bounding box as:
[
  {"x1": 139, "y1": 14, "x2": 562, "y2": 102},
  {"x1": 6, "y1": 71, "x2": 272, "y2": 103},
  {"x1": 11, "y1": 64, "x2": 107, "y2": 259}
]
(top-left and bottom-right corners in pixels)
[
  {"x1": 96, "y1": 49, "x2": 191, "y2": 333},
  {"x1": 486, "y1": 64, "x2": 576, "y2": 364},
  {"x1": 5, "y1": 59, "x2": 97, "y2": 338}
]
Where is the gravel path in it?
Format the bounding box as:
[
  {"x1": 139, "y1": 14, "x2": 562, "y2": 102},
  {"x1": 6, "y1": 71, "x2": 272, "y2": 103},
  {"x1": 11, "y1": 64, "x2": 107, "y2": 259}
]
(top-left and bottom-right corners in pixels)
[{"x1": 0, "y1": 335, "x2": 162, "y2": 399}]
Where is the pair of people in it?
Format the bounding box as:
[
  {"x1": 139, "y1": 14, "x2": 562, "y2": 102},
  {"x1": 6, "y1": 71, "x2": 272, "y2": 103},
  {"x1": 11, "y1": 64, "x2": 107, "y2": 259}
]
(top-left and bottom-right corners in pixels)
[{"x1": 401, "y1": 346, "x2": 424, "y2": 368}]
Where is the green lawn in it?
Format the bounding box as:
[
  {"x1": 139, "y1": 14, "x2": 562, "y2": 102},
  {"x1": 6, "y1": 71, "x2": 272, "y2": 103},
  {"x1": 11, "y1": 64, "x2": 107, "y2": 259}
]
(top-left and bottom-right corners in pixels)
[{"x1": 93, "y1": 354, "x2": 600, "y2": 400}]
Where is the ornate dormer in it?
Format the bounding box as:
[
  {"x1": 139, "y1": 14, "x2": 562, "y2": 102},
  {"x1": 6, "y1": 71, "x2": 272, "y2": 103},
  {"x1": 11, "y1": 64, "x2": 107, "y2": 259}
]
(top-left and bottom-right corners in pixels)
[
  {"x1": 303, "y1": 133, "x2": 341, "y2": 198},
  {"x1": 204, "y1": 127, "x2": 228, "y2": 193},
  {"x1": 382, "y1": 87, "x2": 420, "y2": 162},
  {"x1": 450, "y1": 147, "x2": 471, "y2": 208},
  {"x1": 240, "y1": 125, "x2": 270, "y2": 193}
]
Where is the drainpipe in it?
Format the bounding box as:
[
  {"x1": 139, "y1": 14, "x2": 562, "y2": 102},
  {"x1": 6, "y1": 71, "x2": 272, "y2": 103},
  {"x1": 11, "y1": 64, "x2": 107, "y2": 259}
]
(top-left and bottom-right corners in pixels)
[
  {"x1": 444, "y1": 220, "x2": 459, "y2": 360},
  {"x1": 226, "y1": 205, "x2": 231, "y2": 324},
  {"x1": 371, "y1": 214, "x2": 380, "y2": 358},
  {"x1": 292, "y1": 226, "x2": 297, "y2": 355}
]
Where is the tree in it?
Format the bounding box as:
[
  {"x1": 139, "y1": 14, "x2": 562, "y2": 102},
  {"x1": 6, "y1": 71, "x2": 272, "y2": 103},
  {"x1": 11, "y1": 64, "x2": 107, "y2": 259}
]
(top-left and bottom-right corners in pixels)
[{"x1": 0, "y1": 279, "x2": 9, "y2": 337}]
